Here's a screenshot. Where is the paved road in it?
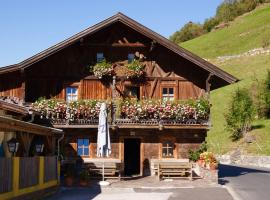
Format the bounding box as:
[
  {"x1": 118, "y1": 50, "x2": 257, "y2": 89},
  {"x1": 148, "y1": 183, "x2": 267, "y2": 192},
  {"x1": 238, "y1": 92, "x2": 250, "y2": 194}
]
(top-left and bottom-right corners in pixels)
[
  {"x1": 219, "y1": 164, "x2": 270, "y2": 200},
  {"x1": 44, "y1": 187, "x2": 233, "y2": 200}
]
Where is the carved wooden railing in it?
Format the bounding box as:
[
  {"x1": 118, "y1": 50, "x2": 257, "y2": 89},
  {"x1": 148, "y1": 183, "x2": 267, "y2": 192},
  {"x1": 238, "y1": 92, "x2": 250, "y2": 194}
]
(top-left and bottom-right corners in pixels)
[{"x1": 51, "y1": 118, "x2": 209, "y2": 127}]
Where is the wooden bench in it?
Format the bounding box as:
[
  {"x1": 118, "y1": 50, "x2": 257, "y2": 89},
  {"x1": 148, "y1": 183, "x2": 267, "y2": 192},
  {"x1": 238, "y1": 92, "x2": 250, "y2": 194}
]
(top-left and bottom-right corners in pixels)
[
  {"x1": 158, "y1": 162, "x2": 193, "y2": 181},
  {"x1": 88, "y1": 162, "x2": 121, "y2": 180}
]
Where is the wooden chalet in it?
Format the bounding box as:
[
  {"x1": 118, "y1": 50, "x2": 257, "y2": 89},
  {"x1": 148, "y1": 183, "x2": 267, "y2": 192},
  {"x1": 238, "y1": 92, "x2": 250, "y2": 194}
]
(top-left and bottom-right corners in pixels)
[{"x1": 0, "y1": 13, "x2": 237, "y2": 176}]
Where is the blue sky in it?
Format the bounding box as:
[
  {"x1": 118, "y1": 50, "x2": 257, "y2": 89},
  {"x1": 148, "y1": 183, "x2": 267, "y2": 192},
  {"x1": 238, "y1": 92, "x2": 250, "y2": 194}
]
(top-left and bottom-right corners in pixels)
[{"x1": 0, "y1": 0, "x2": 222, "y2": 66}]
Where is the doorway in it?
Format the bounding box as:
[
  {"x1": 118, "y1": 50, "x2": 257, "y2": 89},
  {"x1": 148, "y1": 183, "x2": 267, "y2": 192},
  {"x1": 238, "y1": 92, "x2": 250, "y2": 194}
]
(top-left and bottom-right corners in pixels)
[{"x1": 124, "y1": 138, "x2": 141, "y2": 176}]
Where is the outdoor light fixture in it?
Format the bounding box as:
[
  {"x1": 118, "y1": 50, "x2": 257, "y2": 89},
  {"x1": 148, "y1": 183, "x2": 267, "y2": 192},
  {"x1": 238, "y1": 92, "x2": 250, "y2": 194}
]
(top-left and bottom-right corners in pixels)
[
  {"x1": 35, "y1": 139, "x2": 44, "y2": 153},
  {"x1": 7, "y1": 138, "x2": 19, "y2": 155}
]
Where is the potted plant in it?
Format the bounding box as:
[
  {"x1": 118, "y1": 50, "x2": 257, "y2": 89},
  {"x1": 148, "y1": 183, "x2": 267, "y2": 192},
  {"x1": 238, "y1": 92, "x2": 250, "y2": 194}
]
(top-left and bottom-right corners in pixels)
[
  {"x1": 125, "y1": 59, "x2": 144, "y2": 79},
  {"x1": 90, "y1": 59, "x2": 113, "y2": 79},
  {"x1": 79, "y1": 169, "x2": 89, "y2": 187},
  {"x1": 64, "y1": 164, "x2": 76, "y2": 186},
  {"x1": 209, "y1": 161, "x2": 218, "y2": 170}
]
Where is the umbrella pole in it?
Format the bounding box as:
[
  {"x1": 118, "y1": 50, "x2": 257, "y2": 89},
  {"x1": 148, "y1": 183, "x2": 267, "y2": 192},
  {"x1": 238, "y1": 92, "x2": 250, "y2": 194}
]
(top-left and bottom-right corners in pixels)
[{"x1": 102, "y1": 161, "x2": 105, "y2": 182}]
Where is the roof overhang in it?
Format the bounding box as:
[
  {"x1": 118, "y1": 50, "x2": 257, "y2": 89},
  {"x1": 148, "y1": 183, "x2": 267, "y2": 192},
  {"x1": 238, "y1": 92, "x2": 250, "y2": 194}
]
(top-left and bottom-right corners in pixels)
[
  {"x1": 0, "y1": 100, "x2": 29, "y2": 115},
  {"x1": 0, "y1": 115, "x2": 63, "y2": 136}
]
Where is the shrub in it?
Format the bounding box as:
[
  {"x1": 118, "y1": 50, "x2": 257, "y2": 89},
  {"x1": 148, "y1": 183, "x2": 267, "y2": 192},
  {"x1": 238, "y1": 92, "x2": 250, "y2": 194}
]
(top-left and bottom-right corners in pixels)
[
  {"x1": 225, "y1": 88, "x2": 255, "y2": 140},
  {"x1": 169, "y1": 22, "x2": 205, "y2": 44},
  {"x1": 203, "y1": 17, "x2": 220, "y2": 32},
  {"x1": 188, "y1": 142, "x2": 208, "y2": 162}
]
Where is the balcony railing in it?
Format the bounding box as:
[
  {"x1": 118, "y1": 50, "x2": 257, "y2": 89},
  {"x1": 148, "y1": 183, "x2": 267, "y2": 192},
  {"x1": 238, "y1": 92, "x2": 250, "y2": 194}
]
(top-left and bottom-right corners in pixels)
[{"x1": 31, "y1": 98, "x2": 210, "y2": 128}]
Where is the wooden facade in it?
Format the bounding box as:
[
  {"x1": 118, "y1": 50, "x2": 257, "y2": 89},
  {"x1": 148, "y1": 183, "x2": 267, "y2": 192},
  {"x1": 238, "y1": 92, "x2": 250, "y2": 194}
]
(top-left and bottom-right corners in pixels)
[{"x1": 0, "y1": 13, "x2": 237, "y2": 176}]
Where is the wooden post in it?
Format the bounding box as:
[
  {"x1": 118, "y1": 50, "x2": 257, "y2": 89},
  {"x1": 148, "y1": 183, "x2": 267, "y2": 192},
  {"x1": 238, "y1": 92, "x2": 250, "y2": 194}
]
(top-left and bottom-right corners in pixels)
[
  {"x1": 111, "y1": 76, "x2": 116, "y2": 125},
  {"x1": 39, "y1": 157, "x2": 44, "y2": 186},
  {"x1": 12, "y1": 157, "x2": 20, "y2": 195}
]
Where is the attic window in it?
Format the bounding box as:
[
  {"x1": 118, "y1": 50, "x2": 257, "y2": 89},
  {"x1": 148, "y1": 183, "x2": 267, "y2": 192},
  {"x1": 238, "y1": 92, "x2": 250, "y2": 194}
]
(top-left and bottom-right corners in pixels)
[
  {"x1": 96, "y1": 53, "x2": 104, "y2": 63},
  {"x1": 128, "y1": 53, "x2": 135, "y2": 63}
]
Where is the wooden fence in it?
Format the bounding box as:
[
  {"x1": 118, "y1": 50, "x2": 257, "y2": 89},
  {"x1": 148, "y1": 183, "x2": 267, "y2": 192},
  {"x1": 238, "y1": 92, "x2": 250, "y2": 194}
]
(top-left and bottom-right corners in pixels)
[
  {"x1": 0, "y1": 158, "x2": 12, "y2": 194},
  {"x1": 44, "y1": 156, "x2": 58, "y2": 182},
  {"x1": 19, "y1": 157, "x2": 39, "y2": 189},
  {"x1": 0, "y1": 156, "x2": 59, "y2": 200}
]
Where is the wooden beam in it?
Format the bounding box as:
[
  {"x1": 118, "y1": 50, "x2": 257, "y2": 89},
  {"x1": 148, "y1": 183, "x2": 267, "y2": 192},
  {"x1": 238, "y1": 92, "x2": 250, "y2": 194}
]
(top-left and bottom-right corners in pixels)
[
  {"x1": 0, "y1": 115, "x2": 63, "y2": 136},
  {"x1": 149, "y1": 78, "x2": 158, "y2": 98}
]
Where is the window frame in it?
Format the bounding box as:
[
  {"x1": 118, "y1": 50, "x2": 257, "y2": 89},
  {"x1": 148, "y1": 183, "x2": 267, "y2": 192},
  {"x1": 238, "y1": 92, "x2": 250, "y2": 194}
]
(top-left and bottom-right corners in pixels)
[
  {"x1": 124, "y1": 84, "x2": 141, "y2": 99},
  {"x1": 77, "y1": 138, "x2": 90, "y2": 157},
  {"x1": 128, "y1": 53, "x2": 135, "y2": 63},
  {"x1": 159, "y1": 137, "x2": 177, "y2": 159},
  {"x1": 96, "y1": 52, "x2": 104, "y2": 63},
  {"x1": 161, "y1": 86, "x2": 175, "y2": 101},
  {"x1": 65, "y1": 86, "x2": 78, "y2": 103}
]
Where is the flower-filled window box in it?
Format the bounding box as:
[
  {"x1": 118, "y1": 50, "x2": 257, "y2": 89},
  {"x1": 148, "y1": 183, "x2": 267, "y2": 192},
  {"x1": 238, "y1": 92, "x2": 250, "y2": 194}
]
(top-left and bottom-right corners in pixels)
[
  {"x1": 125, "y1": 59, "x2": 145, "y2": 79},
  {"x1": 89, "y1": 59, "x2": 114, "y2": 79}
]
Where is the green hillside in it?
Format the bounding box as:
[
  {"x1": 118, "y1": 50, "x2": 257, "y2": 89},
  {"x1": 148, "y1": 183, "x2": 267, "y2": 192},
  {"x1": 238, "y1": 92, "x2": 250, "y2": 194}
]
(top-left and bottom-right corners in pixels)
[
  {"x1": 182, "y1": 4, "x2": 270, "y2": 59},
  {"x1": 181, "y1": 4, "x2": 270, "y2": 155}
]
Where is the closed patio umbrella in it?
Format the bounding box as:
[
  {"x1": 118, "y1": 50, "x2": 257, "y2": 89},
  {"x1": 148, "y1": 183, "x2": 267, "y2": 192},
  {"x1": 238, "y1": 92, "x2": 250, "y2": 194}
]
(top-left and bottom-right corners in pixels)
[{"x1": 97, "y1": 103, "x2": 111, "y2": 185}]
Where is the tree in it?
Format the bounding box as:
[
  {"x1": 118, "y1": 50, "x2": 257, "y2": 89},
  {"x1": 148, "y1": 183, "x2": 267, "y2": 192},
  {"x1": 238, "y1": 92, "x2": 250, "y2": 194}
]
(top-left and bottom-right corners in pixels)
[
  {"x1": 169, "y1": 22, "x2": 205, "y2": 44},
  {"x1": 216, "y1": 0, "x2": 239, "y2": 22},
  {"x1": 203, "y1": 17, "x2": 220, "y2": 32},
  {"x1": 225, "y1": 88, "x2": 255, "y2": 140}
]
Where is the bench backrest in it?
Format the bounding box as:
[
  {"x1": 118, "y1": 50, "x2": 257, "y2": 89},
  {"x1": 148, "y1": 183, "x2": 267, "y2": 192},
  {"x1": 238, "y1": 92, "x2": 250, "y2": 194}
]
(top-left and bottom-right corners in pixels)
[{"x1": 159, "y1": 162, "x2": 192, "y2": 169}]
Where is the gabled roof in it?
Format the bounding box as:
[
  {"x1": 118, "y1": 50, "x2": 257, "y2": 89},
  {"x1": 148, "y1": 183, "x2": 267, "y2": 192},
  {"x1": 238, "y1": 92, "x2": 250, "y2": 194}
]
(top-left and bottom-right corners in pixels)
[{"x1": 0, "y1": 12, "x2": 238, "y2": 84}]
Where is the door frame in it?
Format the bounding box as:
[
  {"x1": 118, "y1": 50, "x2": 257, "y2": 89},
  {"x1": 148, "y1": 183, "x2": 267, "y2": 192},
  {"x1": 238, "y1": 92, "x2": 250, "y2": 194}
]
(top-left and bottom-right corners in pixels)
[{"x1": 120, "y1": 136, "x2": 144, "y2": 176}]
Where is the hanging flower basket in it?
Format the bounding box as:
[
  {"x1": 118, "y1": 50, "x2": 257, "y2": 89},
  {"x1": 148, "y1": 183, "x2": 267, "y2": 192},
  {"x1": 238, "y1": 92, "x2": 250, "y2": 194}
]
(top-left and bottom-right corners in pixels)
[
  {"x1": 90, "y1": 59, "x2": 114, "y2": 79},
  {"x1": 125, "y1": 59, "x2": 145, "y2": 79}
]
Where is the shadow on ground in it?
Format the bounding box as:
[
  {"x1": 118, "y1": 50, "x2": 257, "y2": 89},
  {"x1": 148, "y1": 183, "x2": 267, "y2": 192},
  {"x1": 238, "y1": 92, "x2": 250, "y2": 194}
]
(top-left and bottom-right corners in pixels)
[
  {"x1": 218, "y1": 164, "x2": 270, "y2": 185},
  {"x1": 44, "y1": 181, "x2": 102, "y2": 200}
]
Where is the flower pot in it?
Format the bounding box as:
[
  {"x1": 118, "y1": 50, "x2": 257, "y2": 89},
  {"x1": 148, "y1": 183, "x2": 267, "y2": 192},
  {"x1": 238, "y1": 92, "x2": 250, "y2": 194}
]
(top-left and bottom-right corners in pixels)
[
  {"x1": 210, "y1": 163, "x2": 218, "y2": 170},
  {"x1": 65, "y1": 176, "x2": 74, "y2": 187},
  {"x1": 79, "y1": 180, "x2": 88, "y2": 187},
  {"x1": 197, "y1": 159, "x2": 205, "y2": 167}
]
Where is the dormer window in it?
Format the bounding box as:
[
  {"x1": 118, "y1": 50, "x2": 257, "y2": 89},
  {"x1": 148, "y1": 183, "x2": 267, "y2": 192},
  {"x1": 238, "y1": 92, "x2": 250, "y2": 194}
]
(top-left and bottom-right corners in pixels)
[
  {"x1": 128, "y1": 53, "x2": 135, "y2": 63},
  {"x1": 96, "y1": 53, "x2": 104, "y2": 63},
  {"x1": 66, "y1": 87, "x2": 78, "y2": 103}
]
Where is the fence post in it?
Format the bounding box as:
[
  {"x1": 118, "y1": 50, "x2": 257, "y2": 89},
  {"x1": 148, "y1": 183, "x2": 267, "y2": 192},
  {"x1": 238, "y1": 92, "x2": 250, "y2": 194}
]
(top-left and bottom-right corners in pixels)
[
  {"x1": 12, "y1": 157, "x2": 20, "y2": 195},
  {"x1": 58, "y1": 160, "x2": 61, "y2": 185},
  {"x1": 39, "y1": 157, "x2": 44, "y2": 186}
]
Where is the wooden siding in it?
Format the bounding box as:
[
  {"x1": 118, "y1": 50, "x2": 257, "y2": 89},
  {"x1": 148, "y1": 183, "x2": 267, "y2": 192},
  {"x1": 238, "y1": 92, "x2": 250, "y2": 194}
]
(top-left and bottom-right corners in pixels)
[
  {"x1": 44, "y1": 156, "x2": 58, "y2": 182},
  {"x1": 19, "y1": 157, "x2": 39, "y2": 189},
  {"x1": 0, "y1": 71, "x2": 22, "y2": 99},
  {"x1": 0, "y1": 158, "x2": 12, "y2": 194},
  {"x1": 81, "y1": 80, "x2": 111, "y2": 99}
]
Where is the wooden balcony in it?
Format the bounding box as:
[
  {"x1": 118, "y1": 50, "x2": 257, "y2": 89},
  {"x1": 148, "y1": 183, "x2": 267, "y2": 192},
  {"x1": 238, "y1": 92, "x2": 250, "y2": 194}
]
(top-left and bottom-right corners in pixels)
[
  {"x1": 51, "y1": 118, "x2": 210, "y2": 129},
  {"x1": 31, "y1": 98, "x2": 210, "y2": 129}
]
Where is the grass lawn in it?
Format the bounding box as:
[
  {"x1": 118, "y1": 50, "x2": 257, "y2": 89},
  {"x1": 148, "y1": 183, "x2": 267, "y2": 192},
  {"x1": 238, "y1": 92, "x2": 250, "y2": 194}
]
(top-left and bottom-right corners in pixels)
[{"x1": 207, "y1": 54, "x2": 270, "y2": 155}]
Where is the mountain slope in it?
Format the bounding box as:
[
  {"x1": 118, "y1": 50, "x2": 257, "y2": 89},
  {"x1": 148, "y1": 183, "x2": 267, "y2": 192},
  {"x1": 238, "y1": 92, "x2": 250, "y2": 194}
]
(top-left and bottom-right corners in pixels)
[
  {"x1": 181, "y1": 4, "x2": 270, "y2": 59},
  {"x1": 181, "y1": 4, "x2": 270, "y2": 155}
]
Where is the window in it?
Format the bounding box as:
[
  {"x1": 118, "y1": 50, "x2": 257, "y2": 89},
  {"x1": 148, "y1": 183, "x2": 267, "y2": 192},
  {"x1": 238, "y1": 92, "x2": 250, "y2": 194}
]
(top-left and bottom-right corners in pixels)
[
  {"x1": 96, "y1": 53, "x2": 104, "y2": 63},
  {"x1": 162, "y1": 141, "x2": 174, "y2": 158},
  {"x1": 162, "y1": 87, "x2": 174, "y2": 101},
  {"x1": 125, "y1": 86, "x2": 140, "y2": 99},
  {"x1": 77, "y1": 139, "x2": 89, "y2": 156},
  {"x1": 128, "y1": 53, "x2": 135, "y2": 63},
  {"x1": 66, "y1": 87, "x2": 78, "y2": 103}
]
